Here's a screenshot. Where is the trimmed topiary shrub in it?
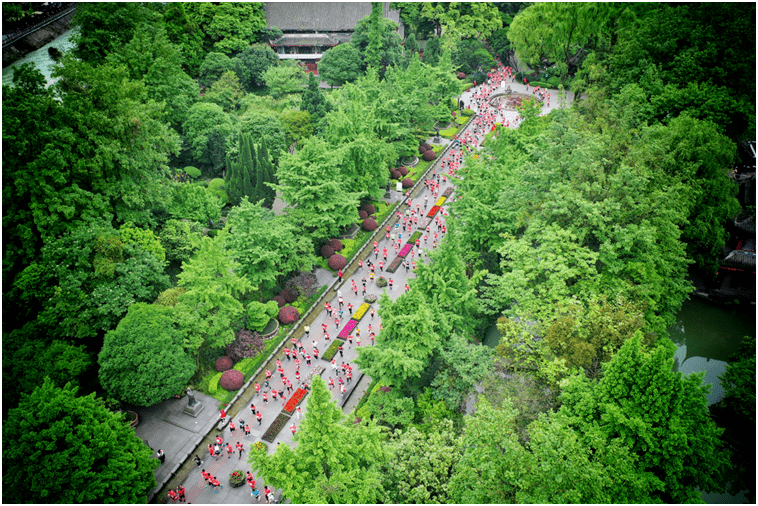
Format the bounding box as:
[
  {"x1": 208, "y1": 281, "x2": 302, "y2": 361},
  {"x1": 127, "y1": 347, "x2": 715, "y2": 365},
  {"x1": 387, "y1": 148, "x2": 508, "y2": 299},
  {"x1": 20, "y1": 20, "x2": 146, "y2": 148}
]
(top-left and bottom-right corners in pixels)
[
  {"x1": 328, "y1": 239, "x2": 343, "y2": 251},
  {"x1": 215, "y1": 356, "x2": 233, "y2": 372},
  {"x1": 390, "y1": 169, "x2": 401, "y2": 180},
  {"x1": 461, "y1": 108, "x2": 475, "y2": 117},
  {"x1": 422, "y1": 150, "x2": 437, "y2": 161},
  {"x1": 362, "y1": 218, "x2": 378, "y2": 231},
  {"x1": 226, "y1": 328, "x2": 266, "y2": 362},
  {"x1": 418, "y1": 145, "x2": 428, "y2": 154},
  {"x1": 219, "y1": 369, "x2": 244, "y2": 391},
  {"x1": 402, "y1": 178, "x2": 413, "y2": 188},
  {"x1": 279, "y1": 288, "x2": 298, "y2": 303},
  {"x1": 272, "y1": 295, "x2": 286, "y2": 308},
  {"x1": 360, "y1": 203, "x2": 376, "y2": 215},
  {"x1": 328, "y1": 253, "x2": 347, "y2": 270},
  {"x1": 278, "y1": 305, "x2": 300, "y2": 325},
  {"x1": 457, "y1": 72, "x2": 466, "y2": 79},
  {"x1": 320, "y1": 244, "x2": 335, "y2": 259},
  {"x1": 397, "y1": 166, "x2": 408, "y2": 177},
  {"x1": 358, "y1": 210, "x2": 368, "y2": 220},
  {"x1": 420, "y1": 143, "x2": 432, "y2": 151},
  {"x1": 184, "y1": 166, "x2": 202, "y2": 179}
]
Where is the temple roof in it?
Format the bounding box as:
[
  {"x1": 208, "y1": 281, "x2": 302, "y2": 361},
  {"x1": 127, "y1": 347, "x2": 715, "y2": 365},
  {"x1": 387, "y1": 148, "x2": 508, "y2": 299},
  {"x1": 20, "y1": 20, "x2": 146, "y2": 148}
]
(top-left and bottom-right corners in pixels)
[
  {"x1": 264, "y1": 2, "x2": 399, "y2": 32},
  {"x1": 271, "y1": 33, "x2": 339, "y2": 47}
]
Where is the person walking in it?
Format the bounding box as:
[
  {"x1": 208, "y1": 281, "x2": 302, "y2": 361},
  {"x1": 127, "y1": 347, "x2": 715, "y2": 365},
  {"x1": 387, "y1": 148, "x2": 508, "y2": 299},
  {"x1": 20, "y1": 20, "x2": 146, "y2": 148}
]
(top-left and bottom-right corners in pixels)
[
  {"x1": 250, "y1": 403, "x2": 257, "y2": 415},
  {"x1": 290, "y1": 423, "x2": 297, "y2": 435},
  {"x1": 347, "y1": 302, "x2": 353, "y2": 315},
  {"x1": 256, "y1": 412, "x2": 263, "y2": 425},
  {"x1": 157, "y1": 449, "x2": 166, "y2": 464},
  {"x1": 226, "y1": 443, "x2": 233, "y2": 459},
  {"x1": 296, "y1": 406, "x2": 302, "y2": 420},
  {"x1": 245, "y1": 424, "x2": 251, "y2": 437},
  {"x1": 236, "y1": 441, "x2": 244, "y2": 459},
  {"x1": 193, "y1": 454, "x2": 203, "y2": 467},
  {"x1": 177, "y1": 486, "x2": 186, "y2": 502}
]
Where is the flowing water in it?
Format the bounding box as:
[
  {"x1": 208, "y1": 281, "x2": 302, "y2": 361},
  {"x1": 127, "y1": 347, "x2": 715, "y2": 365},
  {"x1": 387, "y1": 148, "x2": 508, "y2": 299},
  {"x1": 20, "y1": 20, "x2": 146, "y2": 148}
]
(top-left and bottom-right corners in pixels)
[{"x1": 3, "y1": 29, "x2": 76, "y2": 87}]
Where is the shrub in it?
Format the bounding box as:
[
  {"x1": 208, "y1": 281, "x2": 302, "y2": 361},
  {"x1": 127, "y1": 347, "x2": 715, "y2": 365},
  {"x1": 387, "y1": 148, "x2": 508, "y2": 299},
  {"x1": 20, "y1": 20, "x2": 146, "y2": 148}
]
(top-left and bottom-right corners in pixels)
[
  {"x1": 390, "y1": 169, "x2": 401, "y2": 180},
  {"x1": 364, "y1": 293, "x2": 378, "y2": 303},
  {"x1": 226, "y1": 328, "x2": 266, "y2": 362},
  {"x1": 215, "y1": 356, "x2": 233, "y2": 372},
  {"x1": 328, "y1": 238, "x2": 343, "y2": 251},
  {"x1": 229, "y1": 470, "x2": 246, "y2": 488},
  {"x1": 184, "y1": 166, "x2": 202, "y2": 179},
  {"x1": 278, "y1": 305, "x2": 300, "y2": 325},
  {"x1": 456, "y1": 116, "x2": 469, "y2": 125},
  {"x1": 376, "y1": 276, "x2": 388, "y2": 287},
  {"x1": 272, "y1": 296, "x2": 286, "y2": 308},
  {"x1": 547, "y1": 76, "x2": 561, "y2": 88},
  {"x1": 457, "y1": 72, "x2": 466, "y2": 79},
  {"x1": 328, "y1": 253, "x2": 347, "y2": 270},
  {"x1": 285, "y1": 271, "x2": 319, "y2": 298},
  {"x1": 418, "y1": 145, "x2": 428, "y2": 154},
  {"x1": 358, "y1": 210, "x2": 368, "y2": 220},
  {"x1": 420, "y1": 143, "x2": 432, "y2": 151},
  {"x1": 397, "y1": 166, "x2": 408, "y2": 177},
  {"x1": 360, "y1": 203, "x2": 376, "y2": 215},
  {"x1": 233, "y1": 357, "x2": 256, "y2": 375},
  {"x1": 461, "y1": 108, "x2": 475, "y2": 117},
  {"x1": 208, "y1": 372, "x2": 223, "y2": 394},
  {"x1": 422, "y1": 150, "x2": 437, "y2": 161},
  {"x1": 219, "y1": 369, "x2": 245, "y2": 391},
  {"x1": 402, "y1": 178, "x2": 413, "y2": 188},
  {"x1": 279, "y1": 288, "x2": 298, "y2": 303},
  {"x1": 361, "y1": 218, "x2": 378, "y2": 231}
]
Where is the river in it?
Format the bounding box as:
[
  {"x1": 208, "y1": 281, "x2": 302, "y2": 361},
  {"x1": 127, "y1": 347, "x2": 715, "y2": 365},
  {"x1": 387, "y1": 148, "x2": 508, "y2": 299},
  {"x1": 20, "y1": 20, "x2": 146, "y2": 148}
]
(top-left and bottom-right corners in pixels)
[
  {"x1": 2, "y1": 29, "x2": 76, "y2": 87},
  {"x1": 483, "y1": 296, "x2": 755, "y2": 503}
]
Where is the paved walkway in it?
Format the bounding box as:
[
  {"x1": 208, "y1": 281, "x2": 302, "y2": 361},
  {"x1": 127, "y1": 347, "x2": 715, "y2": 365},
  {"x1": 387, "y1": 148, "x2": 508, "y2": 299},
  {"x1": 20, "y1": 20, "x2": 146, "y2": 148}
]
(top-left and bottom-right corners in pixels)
[{"x1": 146, "y1": 65, "x2": 553, "y2": 504}]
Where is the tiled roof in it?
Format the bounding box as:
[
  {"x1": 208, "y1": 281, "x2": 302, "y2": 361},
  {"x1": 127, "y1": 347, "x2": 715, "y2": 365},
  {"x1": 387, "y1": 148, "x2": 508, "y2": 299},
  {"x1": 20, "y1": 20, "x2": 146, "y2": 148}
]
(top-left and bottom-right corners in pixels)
[
  {"x1": 272, "y1": 33, "x2": 338, "y2": 46},
  {"x1": 265, "y1": 2, "x2": 398, "y2": 31}
]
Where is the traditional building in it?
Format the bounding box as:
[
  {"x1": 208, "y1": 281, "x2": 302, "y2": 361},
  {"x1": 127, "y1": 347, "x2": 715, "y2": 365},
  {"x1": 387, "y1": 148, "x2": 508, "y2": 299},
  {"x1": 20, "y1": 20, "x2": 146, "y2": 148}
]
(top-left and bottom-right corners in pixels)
[{"x1": 264, "y1": 2, "x2": 402, "y2": 74}]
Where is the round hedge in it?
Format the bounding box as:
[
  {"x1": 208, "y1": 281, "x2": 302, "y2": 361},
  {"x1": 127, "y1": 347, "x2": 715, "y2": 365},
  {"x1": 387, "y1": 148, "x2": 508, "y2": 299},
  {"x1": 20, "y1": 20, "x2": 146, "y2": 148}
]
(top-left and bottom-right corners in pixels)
[
  {"x1": 328, "y1": 253, "x2": 347, "y2": 271},
  {"x1": 390, "y1": 169, "x2": 401, "y2": 180},
  {"x1": 215, "y1": 356, "x2": 233, "y2": 372},
  {"x1": 320, "y1": 244, "x2": 335, "y2": 259},
  {"x1": 402, "y1": 178, "x2": 413, "y2": 188},
  {"x1": 420, "y1": 143, "x2": 432, "y2": 151},
  {"x1": 418, "y1": 145, "x2": 428, "y2": 154},
  {"x1": 358, "y1": 210, "x2": 368, "y2": 220},
  {"x1": 360, "y1": 203, "x2": 376, "y2": 215},
  {"x1": 328, "y1": 239, "x2": 344, "y2": 251},
  {"x1": 272, "y1": 295, "x2": 286, "y2": 308},
  {"x1": 278, "y1": 305, "x2": 300, "y2": 325},
  {"x1": 422, "y1": 150, "x2": 437, "y2": 161},
  {"x1": 457, "y1": 72, "x2": 466, "y2": 79},
  {"x1": 362, "y1": 218, "x2": 378, "y2": 231},
  {"x1": 397, "y1": 166, "x2": 408, "y2": 177},
  {"x1": 279, "y1": 288, "x2": 298, "y2": 303},
  {"x1": 219, "y1": 369, "x2": 245, "y2": 391}
]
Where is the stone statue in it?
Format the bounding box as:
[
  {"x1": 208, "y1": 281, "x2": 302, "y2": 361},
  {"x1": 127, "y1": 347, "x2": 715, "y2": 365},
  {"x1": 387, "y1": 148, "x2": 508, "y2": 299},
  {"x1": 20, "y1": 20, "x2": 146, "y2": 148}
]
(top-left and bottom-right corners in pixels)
[{"x1": 186, "y1": 387, "x2": 196, "y2": 406}]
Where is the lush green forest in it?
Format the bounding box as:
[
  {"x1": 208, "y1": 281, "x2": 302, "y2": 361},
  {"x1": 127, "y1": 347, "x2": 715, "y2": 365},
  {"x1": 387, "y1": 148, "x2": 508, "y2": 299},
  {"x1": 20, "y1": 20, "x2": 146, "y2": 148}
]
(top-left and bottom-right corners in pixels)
[{"x1": 3, "y1": 2, "x2": 755, "y2": 503}]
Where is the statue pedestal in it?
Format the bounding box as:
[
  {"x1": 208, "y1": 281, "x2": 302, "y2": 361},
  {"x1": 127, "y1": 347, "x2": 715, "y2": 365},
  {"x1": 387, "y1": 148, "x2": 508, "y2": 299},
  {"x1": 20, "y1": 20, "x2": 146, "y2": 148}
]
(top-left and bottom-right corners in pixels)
[{"x1": 183, "y1": 401, "x2": 205, "y2": 418}]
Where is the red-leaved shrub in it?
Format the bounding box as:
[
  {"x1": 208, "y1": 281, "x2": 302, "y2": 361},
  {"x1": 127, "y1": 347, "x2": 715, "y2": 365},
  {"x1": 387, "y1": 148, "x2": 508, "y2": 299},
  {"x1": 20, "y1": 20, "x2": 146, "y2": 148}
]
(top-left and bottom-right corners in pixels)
[
  {"x1": 390, "y1": 169, "x2": 401, "y2": 180},
  {"x1": 285, "y1": 271, "x2": 319, "y2": 298},
  {"x1": 397, "y1": 166, "x2": 408, "y2": 176},
  {"x1": 420, "y1": 143, "x2": 432, "y2": 151},
  {"x1": 358, "y1": 210, "x2": 368, "y2": 220},
  {"x1": 402, "y1": 178, "x2": 413, "y2": 188},
  {"x1": 328, "y1": 239, "x2": 343, "y2": 251},
  {"x1": 278, "y1": 305, "x2": 300, "y2": 325},
  {"x1": 422, "y1": 150, "x2": 437, "y2": 161},
  {"x1": 360, "y1": 204, "x2": 376, "y2": 215},
  {"x1": 457, "y1": 72, "x2": 465, "y2": 79},
  {"x1": 272, "y1": 296, "x2": 286, "y2": 308},
  {"x1": 279, "y1": 288, "x2": 298, "y2": 303},
  {"x1": 362, "y1": 218, "x2": 378, "y2": 231},
  {"x1": 219, "y1": 369, "x2": 244, "y2": 391},
  {"x1": 320, "y1": 244, "x2": 334, "y2": 259},
  {"x1": 226, "y1": 329, "x2": 266, "y2": 362},
  {"x1": 328, "y1": 253, "x2": 347, "y2": 270},
  {"x1": 418, "y1": 145, "x2": 428, "y2": 154},
  {"x1": 215, "y1": 356, "x2": 233, "y2": 372}
]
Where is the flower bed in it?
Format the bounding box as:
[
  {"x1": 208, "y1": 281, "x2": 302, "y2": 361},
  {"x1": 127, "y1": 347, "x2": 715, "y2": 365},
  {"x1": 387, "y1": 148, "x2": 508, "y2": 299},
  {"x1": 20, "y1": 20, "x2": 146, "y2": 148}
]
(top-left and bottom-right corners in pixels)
[
  {"x1": 427, "y1": 205, "x2": 441, "y2": 218},
  {"x1": 386, "y1": 256, "x2": 404, "y2": 273},
  {"x1": 442, "y1": 187, "x2": 454, "y2": 198},
  {"x1": 262, "y1": 413, "x2": 291, "y2": 443},
  {"x1": 282, "y1": 388, "x2": 308, "y2": 414},
  {"x1": 398, "y1": 244, "x2": 412, "y2": 257},
  {"x1": 253, "y1": 441, "x2": 268, "y2": 452},
  {"x1": 303, "y1": 365, "x2": 325, "y2": 383},
  {"x1": 419, "y1": 217, "x2": 433, "y2": 230},
  {"x1": 407, "y1": 231, "x2": 422, "y2": 244},
  {"x1": 435, "y1": 196, "x2": 447, "y2": 207},
  {"x1": 338, "y1": 319, "x2": 358, "y2": 338},
  {"x1": 364, "y1": 294, "x2": 378, "y2": 303},
  {"x1": 323, "y1": 339, "x2": 341, "y2": 361},
  {"x1": 376, "y1": 276, "x2": 388, "y2": 287},
  {"x1": 352, "y1": 303, "x2": 371, "y2": 322},
  {"x1": 230, "y1": 470, "x2": 246, "y2": 488}
]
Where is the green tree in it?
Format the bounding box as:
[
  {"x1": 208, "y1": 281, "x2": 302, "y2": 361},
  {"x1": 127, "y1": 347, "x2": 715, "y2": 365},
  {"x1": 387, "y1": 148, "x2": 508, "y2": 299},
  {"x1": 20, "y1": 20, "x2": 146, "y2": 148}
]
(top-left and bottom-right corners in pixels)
[
  {"x1": 560, "y1": 334, "x2": 730, "y2": 502},
  {"x1": 256, "y1": 138, "x2": 278, "y2": 208},
  {"x1": 226, "y1": 198, "x2": 315, "y2": 292},
  {"x1": 2, "y1": 378, "x2": 158, "y2": 503},
  {"x1": 188, "y1": 2, "x2": 267, "y2": 54},
  {"x1": 159, "y1": 219, "x2": 202, "y2": 264},
  {"x1": 248, "y1": 376, "x2": 390, "y2": 503},
  {"x1": 245, "y1": 300, "x2": 279, "y2": 331},
  {"x1": 162, "y1": 2, "x2": 205, "y2": 75},
  {"x1": 452, "y1": 37, "x2": 496, "y2": 75},
  {"x1": 318, "y1": 43, "x2": 365, "y2": 87},
  {"x1": 300, "y1": 72, "x2": 331, "y2": 119},
  {"x1": 198, "y1": 51, "x2": 236, "y2": 88},
  {"x1": 365, "y1": 2, "x2": 384, "y2": 69},
  {"x1": 99, "y1": 303, "x2": 195, "y2": 406},
  {"x1": 182, "y1": 102, "x2": 236, "y2": 168},
  {"x1": 233, "y1": 44, "x2": 281, "y2": 92},
  {"x1": 351, "y1": 7, "x2": 403, "y2": 69},
  {"x1": 404, "y1": 32, "x2": 420, "y2": 55},
  {"x1": 391, "y1": 2, "x2": 436, "y2": 39},
  {"x1": 238, "y1": 111, "x2": 288, "y2": 164},
  {"x1": 263, "y1": 60, "x2": 306, "y2": 98},
  {"x1": 420, "y1": 2, "x2": 503, "y2": 42},
  {"x1": 71, "y1": 3, "x2": 152, "y2": 62},
  {"x1": 280, "y1": 109, "x2": 313, "y2": 147},
  {"x1": 423, "y1": 36, "x2": 443, "y2": 66},
  {"x1": 429, "y1": 334, "x2": 494, "y2": 410},
  {"x1": 168, "y1": 182, "x2": 224, "y2": 223},
  {"x1": 201, "y1": 70, "x2": 244, "y2": 112},
  {"x1": 225, "y1": 133, "x2": 258, "y2": 206}
]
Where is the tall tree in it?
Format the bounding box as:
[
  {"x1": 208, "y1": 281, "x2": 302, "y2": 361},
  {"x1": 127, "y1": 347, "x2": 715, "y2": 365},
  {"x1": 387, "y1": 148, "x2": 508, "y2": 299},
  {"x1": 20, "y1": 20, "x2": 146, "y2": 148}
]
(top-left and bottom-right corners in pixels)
[
  {"x1": 162, "y1": 2, "x2": 205, "y2": 75},
  {"x1": 232, "y1": 44, "x2": 281, "y2": 92},
  {"x1": 182, "y1": 102, "x2": 236, "y2": 169},
  {"x1": 2, "y1": 378, "x2": 158, "y2": 503},
  {"x1": 351, "y1": 6, "x2": 403, "y2": 69},
  {"x1": 423, "y1": 36, "x2": 443, "y2": 66},
  {"x1": 365, "y1": 2, "x2": 384, "y2": 69},
  {"x1": 98, "y1": 303, "x2": 195, "y2": 406},
  {"x1": 263, "y1": 60, "x2": 306, "y2": 98},
  {"x1": 420, "y1": 2, "x2": 502, "y2": 43},
  {"x1": 248, "y1": 376, "x2": 390, "y2": 503},
  {"x1": 186, "y1": 2, "x2": 267, "y2": 54},
  {"x1": 71, "y1": 3, "x2": 153, "y2": 63},
  {"x1": 300, "y1": 72, "x2": 331, "y2": 119},
  {"x1": 318, "y1": 43, "x2": 365, "y2": 87}
]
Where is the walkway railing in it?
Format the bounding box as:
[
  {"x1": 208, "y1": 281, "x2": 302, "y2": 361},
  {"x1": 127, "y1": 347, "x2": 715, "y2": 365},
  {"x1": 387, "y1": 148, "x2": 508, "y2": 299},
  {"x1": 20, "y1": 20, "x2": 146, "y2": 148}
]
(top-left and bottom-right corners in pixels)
[{"x1": 2, "y1": 4, "x2": 76, "y2": 49}]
